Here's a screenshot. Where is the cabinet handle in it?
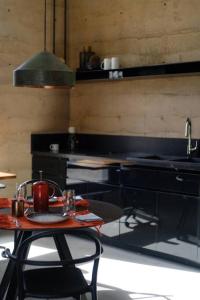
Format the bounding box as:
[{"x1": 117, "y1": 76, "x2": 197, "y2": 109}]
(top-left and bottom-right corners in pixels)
[
  {"x1": 120, "y1": 167, "x2": 132, "y2": 171},
  {"x1": 176, "y1": 175, "x2": 184, "y2": 182}
]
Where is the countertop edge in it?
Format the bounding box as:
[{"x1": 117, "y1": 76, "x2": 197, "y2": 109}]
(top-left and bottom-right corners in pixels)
[{"x1": 32, "y1": 151, "x2": 200, "y2": 173}]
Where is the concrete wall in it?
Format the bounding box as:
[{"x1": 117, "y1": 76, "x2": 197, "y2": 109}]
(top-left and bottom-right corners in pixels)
[
  {"x1": 0, "y1": 0, "x2": 70, "y2": 196},
  {"x1": 68, "y1": 0, "x2": 200, "y2": 138},
  {"x1": 1, "y1": 0, "x2": 200, "y2": 195}
]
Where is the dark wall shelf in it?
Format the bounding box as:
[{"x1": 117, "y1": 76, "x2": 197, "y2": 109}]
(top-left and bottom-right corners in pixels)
[{"x1": 76, "y1": 61, "x2": 200, "y2": 81}]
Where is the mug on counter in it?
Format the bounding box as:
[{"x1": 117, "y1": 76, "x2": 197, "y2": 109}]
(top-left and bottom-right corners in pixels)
[
  {"x1": 100, "y1": 58, "x2": 111, "y2": 70},
  {"x1": 111, "y1": 57, "x2": 119, "y2": 69},
  {"x1": 49, "y1": 143, "x2": 59, "y2": 153}
]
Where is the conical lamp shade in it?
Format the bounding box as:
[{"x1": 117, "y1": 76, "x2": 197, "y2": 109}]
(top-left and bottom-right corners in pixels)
[{"x1": 13, "y1": 51, "x2": 75, "y2": 88}]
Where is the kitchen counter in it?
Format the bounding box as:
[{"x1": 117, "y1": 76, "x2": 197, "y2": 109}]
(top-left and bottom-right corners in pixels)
[
  {"x1": 31, "y1": 133, "x2": 200, "y2": 268},
  {"x1": 32, "y1": 150, "x2": 200, "y2": 173}
]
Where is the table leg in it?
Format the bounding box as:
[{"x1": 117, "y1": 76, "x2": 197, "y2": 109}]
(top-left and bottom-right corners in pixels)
[{"x1": 53, "y1": 232, "x2": 73, "y2": 260}]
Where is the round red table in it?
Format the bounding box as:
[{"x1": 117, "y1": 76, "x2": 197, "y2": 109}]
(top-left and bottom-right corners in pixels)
[{"x1": 0, "y1": 198, "x2": 122, "y2": 299}]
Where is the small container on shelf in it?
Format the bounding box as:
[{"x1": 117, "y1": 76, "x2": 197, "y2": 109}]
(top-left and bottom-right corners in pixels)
[{"x1": 79, "y1": 46, "x2": 97, "y2": 70}]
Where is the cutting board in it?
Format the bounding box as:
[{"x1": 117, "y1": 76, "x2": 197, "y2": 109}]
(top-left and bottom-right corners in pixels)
[{"x1": 69, "y1": 159, "x2": 127, "y2": 169}]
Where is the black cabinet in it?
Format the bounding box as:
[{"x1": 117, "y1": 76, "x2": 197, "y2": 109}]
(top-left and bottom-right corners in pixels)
[
  {"x1": 32, "y1": 152, "x2": 200, "y2": 267},
  {"x1": 119, "y1": 165, "x2": 200, "y2": 266},
  {"x1": 121, "y1": 166, "x2": 200, "y2": 195},
  {"x1": 119, "y1": 187, "x2": 158, "y2": 251},
  {"x1": 66, "y1": 161, "x2": 122, "y2": 241},
  {"x1": 156, "y1": 192, "x2": 199, "y2": 263},
  {"x1": 67, "y1": 161, "x2": 121, "y2": 206},
  {"x1": 32, "y1": 155, "x2": 67, "y2": 190}
]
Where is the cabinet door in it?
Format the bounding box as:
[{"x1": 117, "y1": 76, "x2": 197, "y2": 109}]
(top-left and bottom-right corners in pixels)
[
  {"x1": 119, "y1": 187, "x2": 158, "y2": 251},
  {"x1": 67, "y1": 163, "x2": 121, "y2": 204},
  {"x1": 156, "y1": 192, "x2": 198, "y2": 263},
  {"x1": 89, "y1": 183, "x2": 122, "y2": 241},
  {"x1": 198, "y1": 200, "x2": 200, "y2": 263},
  {"x1": 121, "y1": 167, "x2": 200, "y2": 195}
]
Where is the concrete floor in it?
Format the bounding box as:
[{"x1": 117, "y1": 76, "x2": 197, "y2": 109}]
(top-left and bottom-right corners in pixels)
[{"x1": 0, "y1": 229, "x2": 200, "y2": 300}]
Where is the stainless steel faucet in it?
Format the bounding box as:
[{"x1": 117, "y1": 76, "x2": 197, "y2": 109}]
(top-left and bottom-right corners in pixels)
[{"x1": 185, "y1": 118, "x2": 198, "y2": 156}]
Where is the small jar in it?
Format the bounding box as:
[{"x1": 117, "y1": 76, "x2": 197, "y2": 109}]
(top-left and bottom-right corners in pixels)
[{"x1": 12, "y1": 199, "x2": 24, "y2": 217}]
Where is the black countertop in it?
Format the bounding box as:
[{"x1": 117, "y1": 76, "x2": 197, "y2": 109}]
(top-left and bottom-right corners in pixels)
[
  {"x1": 31, "y1": 133, "x2": 200, "y2": 173},
  {"x1": 32, "y1": 151, "x2": 200, "y2": 173}
]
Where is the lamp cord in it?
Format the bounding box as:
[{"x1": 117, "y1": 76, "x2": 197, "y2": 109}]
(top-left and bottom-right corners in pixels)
[
  {"x1": 52, "y1": 0, "x2": 67, "y2": 62},
  {"x1": 53, "y1": 0, "x2": 55, "y2": 54},
  {"x1": 64, "y1": 0, "x2": 67, "y2": 63},
  {"x1": 44, "y1": 0, "x2": 47, "y2": 51},
  {"x1": 44, "y1": 0, "x2": 67, "y2": 60}
]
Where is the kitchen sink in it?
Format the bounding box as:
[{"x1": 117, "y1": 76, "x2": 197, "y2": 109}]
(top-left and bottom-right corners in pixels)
[
  {"x1": 126, "y1": 154, "x2": 167, "y2": 161},
  {"x1": 139, "y1": 155, "x2": 166, "y2": 160},
  {"x1": 169, "y1": 157, "x2": 200, "y2": 163},
  {"x1": 125, "y1": 154, "x2": 200, "y2": 164}
]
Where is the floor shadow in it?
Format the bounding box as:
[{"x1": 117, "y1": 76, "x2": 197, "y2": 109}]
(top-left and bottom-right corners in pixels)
[
  {"x1": 98, "y1": 237, "x2": 200, "y2": 273},
  {"x1": 96, "y1": 283, "x2": 172, "y2": 300},
  {"x1": 0, "y1": 233, "x2": 199, "y2": 300}
]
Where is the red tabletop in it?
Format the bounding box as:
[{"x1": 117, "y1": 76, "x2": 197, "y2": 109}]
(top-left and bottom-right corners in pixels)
[
  {"x1": 0, "y1": 197, "x2": 103, "y2": 230},
  {"x1": 0, "y1": 213, "x2": 104, "y2": 231},
  {"x1": 0, "y1": 197, "x2": 89, "y2": 209}
]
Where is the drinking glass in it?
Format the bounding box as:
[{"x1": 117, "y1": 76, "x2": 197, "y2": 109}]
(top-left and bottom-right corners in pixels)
[
  {"x1": 12, "y1": 185, "x2": 25, "y2": 217},
  {"x1": 62, "y1": 189, "x2": 76, "y2": 217}
]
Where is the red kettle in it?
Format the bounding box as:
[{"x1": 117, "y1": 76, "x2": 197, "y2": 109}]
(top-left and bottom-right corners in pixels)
[
  {"x1": 32, "y1": 180, "x2": 49, "y2": 213},
  {"x1": 17, "y1": 173, "x2": 62, "y2": 213},
  {"x1": 32, "y1": 171, "x2": 55, "y2": 213}
]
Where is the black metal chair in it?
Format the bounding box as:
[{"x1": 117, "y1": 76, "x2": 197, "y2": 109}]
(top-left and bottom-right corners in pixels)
[{"x1": 2, "y1": 228, "x2": 102, "y2": 300}]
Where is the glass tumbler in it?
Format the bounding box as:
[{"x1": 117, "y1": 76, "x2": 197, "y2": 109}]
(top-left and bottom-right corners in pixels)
[
  {"x1": 12, "y1": 185, "x2": 25, "y2": 217},
  {"x1": 12, "y1": 199, "x2": 24, "y2": 217},
  {"x1": 62, "y1": 189, "x2": 76, "y2": 217}
]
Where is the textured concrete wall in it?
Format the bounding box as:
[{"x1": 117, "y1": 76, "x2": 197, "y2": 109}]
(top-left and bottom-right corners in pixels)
[
  {"x1": 0, "y1": 0, "x2": 70, "y2": 196},
  {"x1": 68, "y1": 0, "x2": 200, "y2": 138}
]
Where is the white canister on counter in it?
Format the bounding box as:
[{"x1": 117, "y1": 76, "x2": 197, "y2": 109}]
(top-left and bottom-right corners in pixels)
[
  {"x1": 68, "y1": 127, "x2": 76, "y2": 153},
  {"x1": 68, "y1": 126, "x2": 76, "y2": 134}
]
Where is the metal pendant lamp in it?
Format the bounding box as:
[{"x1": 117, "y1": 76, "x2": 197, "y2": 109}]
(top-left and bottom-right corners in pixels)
[{"x1": 13, "y1": 0, "x2": 75, "y2": 89}]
